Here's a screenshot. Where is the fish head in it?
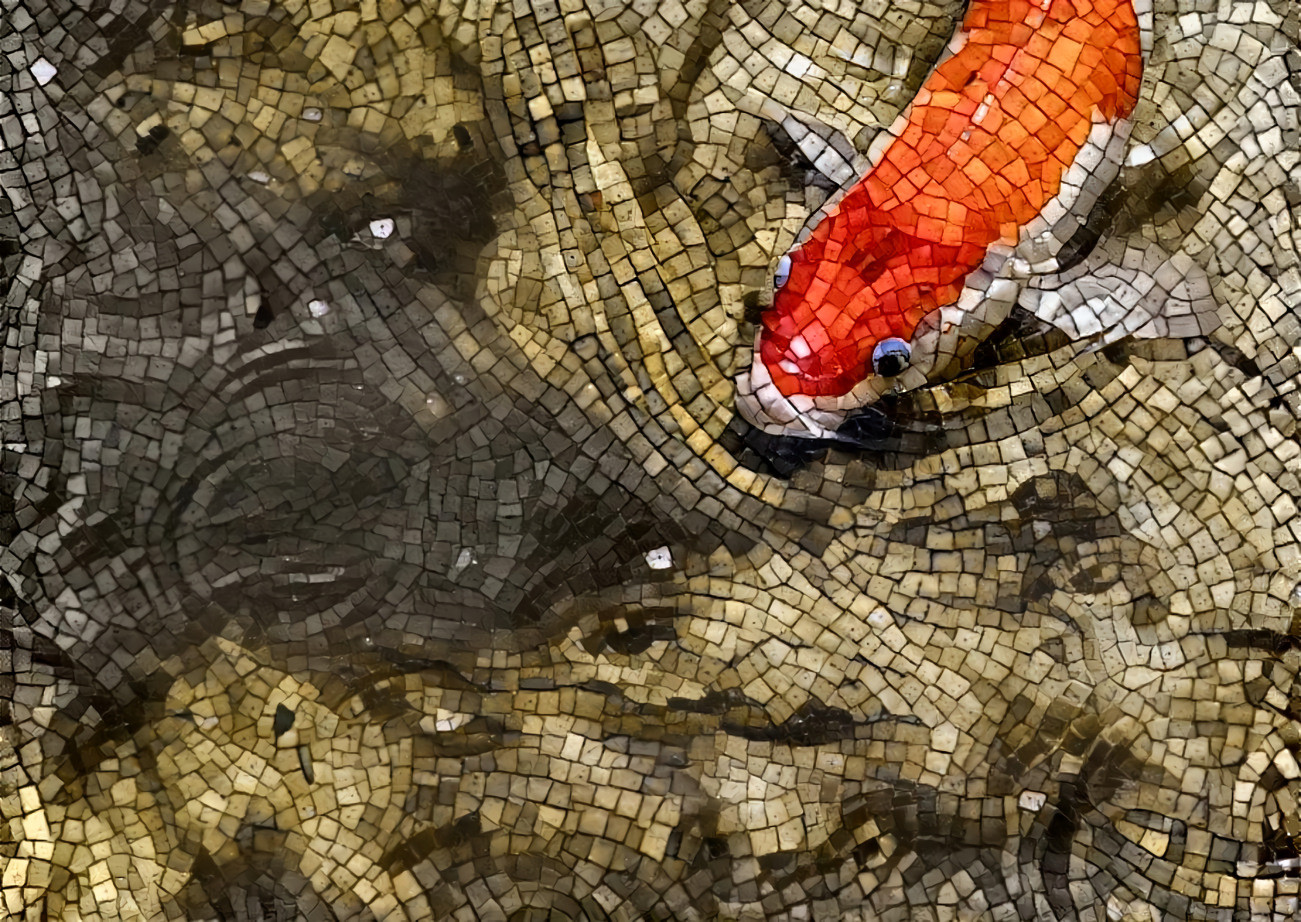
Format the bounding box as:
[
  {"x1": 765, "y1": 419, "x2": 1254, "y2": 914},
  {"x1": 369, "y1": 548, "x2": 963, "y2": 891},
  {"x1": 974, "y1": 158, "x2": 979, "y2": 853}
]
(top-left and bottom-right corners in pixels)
[
  {"x1": 759, "y1": 251, "x2": 920, "y2": 395},
  {"x1": 739, "y1": 249, "x2": 1018, "y2": 440}
]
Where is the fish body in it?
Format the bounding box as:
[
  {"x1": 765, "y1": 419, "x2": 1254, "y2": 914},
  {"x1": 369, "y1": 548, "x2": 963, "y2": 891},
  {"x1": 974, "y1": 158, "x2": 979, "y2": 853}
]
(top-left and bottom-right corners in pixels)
[{"x1": 752, "y1": 0, "x2": 1145, "y2": 407}]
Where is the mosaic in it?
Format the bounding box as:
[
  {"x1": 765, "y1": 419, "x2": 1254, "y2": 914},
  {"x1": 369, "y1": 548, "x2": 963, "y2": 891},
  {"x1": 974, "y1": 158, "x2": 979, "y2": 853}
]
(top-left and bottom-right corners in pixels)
[{"x1": 1, "y1": 0, "x2": 1299, "y2": 918}]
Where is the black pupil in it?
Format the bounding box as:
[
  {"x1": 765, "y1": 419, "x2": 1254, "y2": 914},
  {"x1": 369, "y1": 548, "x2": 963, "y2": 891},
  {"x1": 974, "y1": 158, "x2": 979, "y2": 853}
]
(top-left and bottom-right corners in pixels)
[{"x1": 876, "y1": 351, "x2": 908, "y2": 377}]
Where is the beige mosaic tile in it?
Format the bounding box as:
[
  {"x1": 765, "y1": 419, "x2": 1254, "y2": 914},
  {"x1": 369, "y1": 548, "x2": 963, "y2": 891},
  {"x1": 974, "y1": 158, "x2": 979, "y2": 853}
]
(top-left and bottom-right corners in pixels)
[{"x1": 1, "y1": 0, "x2": 1300, "y2": 918}]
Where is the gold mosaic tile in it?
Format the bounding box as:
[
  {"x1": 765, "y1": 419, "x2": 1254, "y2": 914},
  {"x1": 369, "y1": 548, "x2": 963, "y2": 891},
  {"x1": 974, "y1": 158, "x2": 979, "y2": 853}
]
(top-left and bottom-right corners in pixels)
[{"x1": 1, "y1": 0, "x2": 1300, "y2": 918}]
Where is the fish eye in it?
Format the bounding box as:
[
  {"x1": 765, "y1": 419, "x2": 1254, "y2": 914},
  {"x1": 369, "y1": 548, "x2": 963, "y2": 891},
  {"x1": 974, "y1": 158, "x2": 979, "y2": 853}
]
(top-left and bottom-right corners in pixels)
[
  {"x1": 774, "y1": 254, "x2": 791, "y2": 289},
  {"x1": 872, "y1": 338, "x2": 911, "y2": 377}
]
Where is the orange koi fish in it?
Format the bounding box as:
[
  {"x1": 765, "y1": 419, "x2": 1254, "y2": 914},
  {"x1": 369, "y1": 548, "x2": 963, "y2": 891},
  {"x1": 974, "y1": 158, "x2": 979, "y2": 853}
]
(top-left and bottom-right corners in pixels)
[{"x1": 746, "y1": 0, "x2": 1145, "y2": 423}]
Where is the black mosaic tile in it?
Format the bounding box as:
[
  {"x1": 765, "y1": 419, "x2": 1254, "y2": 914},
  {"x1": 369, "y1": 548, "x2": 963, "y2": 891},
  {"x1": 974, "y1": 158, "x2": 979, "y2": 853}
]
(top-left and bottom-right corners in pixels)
[{"x1": 2, "y1": 0, "x2": 1300, "y2": 918}]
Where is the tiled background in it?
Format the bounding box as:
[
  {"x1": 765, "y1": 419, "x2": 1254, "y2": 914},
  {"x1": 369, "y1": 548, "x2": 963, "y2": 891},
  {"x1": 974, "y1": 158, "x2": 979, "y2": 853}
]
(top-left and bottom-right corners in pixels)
[{"x1": 2, "y1": 0, "x2": 1300, "y2": 919}]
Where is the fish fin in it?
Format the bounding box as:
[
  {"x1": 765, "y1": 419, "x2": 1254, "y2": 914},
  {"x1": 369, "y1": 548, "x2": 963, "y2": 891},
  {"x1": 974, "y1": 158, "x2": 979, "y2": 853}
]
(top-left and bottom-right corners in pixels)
[
  {"x1": 1010, "y1": 114, "x2": 1134, "y2": 273},
  {"x1": 1018, "y1": 236, "x2": 1221, "y2": 344}
]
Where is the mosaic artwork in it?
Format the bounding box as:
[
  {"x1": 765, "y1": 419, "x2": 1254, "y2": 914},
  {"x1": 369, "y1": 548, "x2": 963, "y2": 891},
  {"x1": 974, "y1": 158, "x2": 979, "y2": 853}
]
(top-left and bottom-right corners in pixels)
[{"x1": 1, "y1": 0, "x2": 1299, "y2": 917}]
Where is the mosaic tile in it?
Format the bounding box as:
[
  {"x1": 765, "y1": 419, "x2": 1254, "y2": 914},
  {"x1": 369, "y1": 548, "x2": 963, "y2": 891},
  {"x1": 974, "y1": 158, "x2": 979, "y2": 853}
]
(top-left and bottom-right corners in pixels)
[{"x1": 1, "y1": 0, "x2": 1299, "y2": 919}]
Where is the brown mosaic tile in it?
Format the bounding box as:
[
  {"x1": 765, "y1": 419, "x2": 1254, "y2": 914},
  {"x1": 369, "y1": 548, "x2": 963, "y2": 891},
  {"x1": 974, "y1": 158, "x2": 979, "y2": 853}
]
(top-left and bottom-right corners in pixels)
[{"x1": 1, "y1": 0, "x2": 1300, "y2": 918}]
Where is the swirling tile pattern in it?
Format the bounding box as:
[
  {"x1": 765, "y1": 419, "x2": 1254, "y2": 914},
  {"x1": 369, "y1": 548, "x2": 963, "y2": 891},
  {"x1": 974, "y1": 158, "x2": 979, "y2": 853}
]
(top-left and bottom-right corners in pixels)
[{"x1": 1, "y1": 0, "x2": 1299, "y2": 919}]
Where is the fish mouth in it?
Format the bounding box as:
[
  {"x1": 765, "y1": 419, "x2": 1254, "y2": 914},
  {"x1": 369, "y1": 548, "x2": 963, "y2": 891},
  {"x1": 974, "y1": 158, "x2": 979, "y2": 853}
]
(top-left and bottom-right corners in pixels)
[
  {"x1": 735, "y1": 341, "x2": 853, "y2": 439},
  {"x1": 758, "y1": 328, "x2": 868, "y2": 399}
]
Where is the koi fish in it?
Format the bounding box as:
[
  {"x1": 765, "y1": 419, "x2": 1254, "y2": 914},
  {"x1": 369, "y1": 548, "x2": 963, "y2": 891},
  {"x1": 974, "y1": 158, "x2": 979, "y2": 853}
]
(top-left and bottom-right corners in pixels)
[{"x1": 739, "y1": 0, "x2": 1167, "y2": 439}]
